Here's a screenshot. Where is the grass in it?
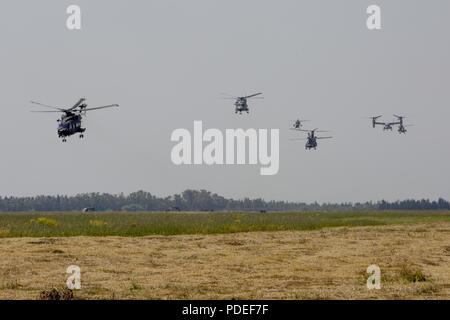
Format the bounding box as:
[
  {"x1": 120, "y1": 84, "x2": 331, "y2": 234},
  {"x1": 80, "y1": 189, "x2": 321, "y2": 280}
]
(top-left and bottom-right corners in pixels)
[
  {"x1": 0, "y1": 219, "x2": 450, "y2": 300},
  {"x1": 0, "y1": 279, "x2": 22, "y2": 290},
  {"x1": 129, "y1": 281, "x2": 142, "y2": 291},
  {"x1": 0, "y1": 210, "x2": 448, "y2": 238},
  {"x1": 400, "y1": 265, "x2": 428, "y2": 283},
  {"x1": 30, "y1": 217, "x2": 58, "y2": 227}
]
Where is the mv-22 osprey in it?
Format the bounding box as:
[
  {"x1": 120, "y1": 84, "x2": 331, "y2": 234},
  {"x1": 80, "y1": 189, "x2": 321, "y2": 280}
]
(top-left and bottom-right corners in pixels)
[
  {"x1": 31, "y1": 98, "x2": 119, "y2": 142},
  {"x1": 370, "y1": 115, "x2": 411, "y2": 134}
]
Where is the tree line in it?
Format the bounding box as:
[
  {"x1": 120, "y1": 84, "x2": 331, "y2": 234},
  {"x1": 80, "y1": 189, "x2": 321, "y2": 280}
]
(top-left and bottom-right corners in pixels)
[{"x1": 0, "y1": 190, "x2": 448, "y2": 212}]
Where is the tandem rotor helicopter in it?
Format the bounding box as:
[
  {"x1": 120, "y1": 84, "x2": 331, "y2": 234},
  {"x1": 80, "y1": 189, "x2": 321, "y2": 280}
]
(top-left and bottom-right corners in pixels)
[
  {"x1": 31, "y1": 98, "x2": 119, "y2": 142},
  {"x1": 290, "y1": 128, "x2": 333, "y2": 150},
  {"x1": 370, "y1": 115, "x2": 411, "y2": 134},
  {"x1": 221, "y1": 92, "x2": 263, "y2": 114}
]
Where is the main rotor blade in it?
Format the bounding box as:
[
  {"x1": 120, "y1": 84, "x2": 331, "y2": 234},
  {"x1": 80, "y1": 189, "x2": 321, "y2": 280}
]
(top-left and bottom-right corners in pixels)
[
  {"x1": 30, "y1": 101, "x2": 65, "y2": 111},
  {"x1": 317, "y1": 136, "x2": 333, "y2": 139},
  {"x1": 30, "y1": 110, "x2": 63, "y2": 113},
  {"x1": 244, "y1": 93, "x2": 263, "y2": 99},
  {"x1": 289, "y1": 128, "x2": 310, "y2": 132},
  {"x1": 289, "y1": 138, "x2": 307, "y2": 141},
  {"x1": 83, "y1": 104, "x2": 119, "y2": 112},
  {"x1": 68, "y1": 98, "x2": 86, "y2": 111}
]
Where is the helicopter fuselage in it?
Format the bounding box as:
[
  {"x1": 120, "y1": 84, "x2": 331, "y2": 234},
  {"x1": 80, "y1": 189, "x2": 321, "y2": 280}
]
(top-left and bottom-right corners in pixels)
[
  {"x1": 305, "y1": 137, "x2": 318, "y2": 150},
  {"x1": 57, "y1": 113, "x2": 85, "y2": 140},
  {"x1": 235, "y1": 98, "x2": 249, "y2": 114}
]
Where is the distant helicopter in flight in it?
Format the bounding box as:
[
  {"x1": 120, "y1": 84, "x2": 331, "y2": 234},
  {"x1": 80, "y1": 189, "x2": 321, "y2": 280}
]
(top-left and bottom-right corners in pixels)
[
  {"x1": 31, "y1": 98, "x2": 119, "y2": 142},
  {"x1": 221, "y1": 92, "x2": 263, "y2": 114},
  {"x1": 370, "y1": 115, "x2": 411, "y2": 134},
  {"x1": 290, "y1": 128, "x2": 332, "y2": 150},
  {"x1": 292, "y1": 119, "x2": 309, "y2": 129}
]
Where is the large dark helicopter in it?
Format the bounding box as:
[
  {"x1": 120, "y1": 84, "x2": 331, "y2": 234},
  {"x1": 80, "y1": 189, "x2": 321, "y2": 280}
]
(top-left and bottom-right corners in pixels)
[
  {"x1": 221, "y1": 93, "x2": 263, "y2": 114},
  {"x1": 370, "y1": 115, "x2": 410, "y2": 134},
  {"x1": 290, "y1": 128, "x2": 332, "y2": 150},
  {"x1": 31, "y1": 98, "x2": 119, "y2": 142}
]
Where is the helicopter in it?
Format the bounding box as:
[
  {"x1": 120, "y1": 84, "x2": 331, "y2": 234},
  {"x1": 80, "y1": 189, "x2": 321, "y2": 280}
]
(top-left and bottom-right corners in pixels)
[
  {"x1": 370, "y1": 115, "x2": 410, "y2": 133},
  {"x1": 290, "y1": 128, "x2": 332, "y2": 150},
  {"x1": 292, "y1": 119, "x2": 309, "y2": 129},
  {"x1": 221, "y1": 93, "x2": 263, "y2": 114},
  {"x1": 31, "y1": 98, "x2": 119, "y2": 142}
]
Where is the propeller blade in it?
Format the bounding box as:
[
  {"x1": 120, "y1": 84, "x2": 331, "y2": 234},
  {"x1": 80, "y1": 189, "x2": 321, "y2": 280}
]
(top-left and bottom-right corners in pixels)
[
  {"x1": 30, "y1": 101, "x2": 65, "y2": 111},
  {"x1": 30, "y1": 110, "x2": 63, "y2": 113},
  {"x1": 83, "y1": 104, "x2": 119, "y2": 112},
  {"x1": 244, "y1": 93, "x2": 263, "y2": 99},
  {"x1": 290, "y1": 128, "x2": 311, "y2": 132}
]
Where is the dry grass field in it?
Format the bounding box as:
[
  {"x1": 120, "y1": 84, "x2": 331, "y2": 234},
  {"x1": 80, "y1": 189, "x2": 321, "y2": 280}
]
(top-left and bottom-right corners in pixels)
[{"x1": 0, "y1": 221, "x2": 449, "y2": 300}]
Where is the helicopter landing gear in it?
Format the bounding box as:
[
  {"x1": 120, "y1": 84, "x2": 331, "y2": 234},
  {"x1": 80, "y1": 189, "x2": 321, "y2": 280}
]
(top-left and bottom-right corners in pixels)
[
  {"x1": 62, "y1": 138, "x2": 67, "y2": 143},
  {"x1": 79, "y1": 134, "x2": 84, "y2": 138}
]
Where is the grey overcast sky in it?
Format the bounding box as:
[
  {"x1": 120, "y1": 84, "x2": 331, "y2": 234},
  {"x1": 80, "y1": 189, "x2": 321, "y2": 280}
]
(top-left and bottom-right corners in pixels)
[{"x1": 0, "y1": 0, "x2": 449, "y2": 202}]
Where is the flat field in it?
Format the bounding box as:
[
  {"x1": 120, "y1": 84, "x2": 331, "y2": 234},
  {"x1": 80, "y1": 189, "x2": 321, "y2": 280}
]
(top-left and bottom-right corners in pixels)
[
  {"x1": 0, "y1": 211, "x2": 449, "y2": 237},
  {"x1": 0, "y1": 211, "x2": 449, "y2": 299}
]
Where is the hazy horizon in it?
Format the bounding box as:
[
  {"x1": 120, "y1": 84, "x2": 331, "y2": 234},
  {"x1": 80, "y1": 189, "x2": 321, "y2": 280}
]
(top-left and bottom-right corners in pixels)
[
  {"x1": 0, "y1": 189, "x2": 448, "y2": 206},
  {"x1": 1, "y1": 0, "x2": 449, "y2": 203}
]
